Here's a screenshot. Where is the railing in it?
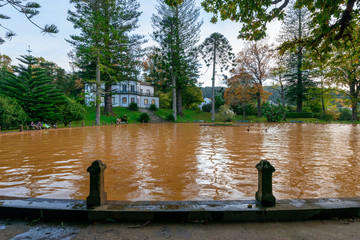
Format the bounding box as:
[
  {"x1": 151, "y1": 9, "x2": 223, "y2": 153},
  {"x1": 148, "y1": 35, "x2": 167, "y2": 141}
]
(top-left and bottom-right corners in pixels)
[
  {"x1": 86, "y1": 160, "x2": 276, "y2": 208},
  {"x1": 112, "y1": 90, "x2": 159, "y2": 97}
]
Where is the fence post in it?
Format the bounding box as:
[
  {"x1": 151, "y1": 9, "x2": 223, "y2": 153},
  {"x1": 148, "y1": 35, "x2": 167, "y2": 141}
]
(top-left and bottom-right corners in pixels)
[
  {"x1": 86, "y1": 160, "x2": 107, "y2": 208},
  {"x1": 255, "y1": 160, "x2": 276, "y2": 207}
]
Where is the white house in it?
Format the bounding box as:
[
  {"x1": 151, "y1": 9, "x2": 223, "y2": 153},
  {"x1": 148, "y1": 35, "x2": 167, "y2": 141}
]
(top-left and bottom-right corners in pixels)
[
  {"x1": 198, "y1": 97, "x2": 212, "y2": 109},
  {"x1": 85, "y1": 80, "x2": 159, "y2": 108}
]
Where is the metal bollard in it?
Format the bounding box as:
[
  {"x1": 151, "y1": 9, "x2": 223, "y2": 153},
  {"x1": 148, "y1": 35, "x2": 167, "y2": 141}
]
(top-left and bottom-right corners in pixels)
[
  {"x1": 255, "y1": 160, "x2": 276, "y2": 207},
  {"x1": 86, "y1": 160, "x2": 107, "y2": 208}
]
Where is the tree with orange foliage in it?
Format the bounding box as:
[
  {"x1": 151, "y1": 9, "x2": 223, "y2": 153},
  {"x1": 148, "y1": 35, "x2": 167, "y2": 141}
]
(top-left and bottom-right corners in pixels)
[
  {"x1": 224, "y1": 67, "x2": 256, "y2": 120},
  {"x1": 235, "y1": 40, "x2": 273, "y2": 117}
]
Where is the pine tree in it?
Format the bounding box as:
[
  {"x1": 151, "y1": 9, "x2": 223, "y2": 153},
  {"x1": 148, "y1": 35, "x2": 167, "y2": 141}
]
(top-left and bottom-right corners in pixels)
[
  {"x1": 0, "y1": 55, "x2": 65, "y2": 123},
  {"x1": 150, "y1": 0, "x2": 202, "y2": 117},
  {"x1": 68, "y1": 0, "x2": 144, "y2": 118},
  {"x1": 278, "y1": 4, "x2": 314, "y2": 112}
]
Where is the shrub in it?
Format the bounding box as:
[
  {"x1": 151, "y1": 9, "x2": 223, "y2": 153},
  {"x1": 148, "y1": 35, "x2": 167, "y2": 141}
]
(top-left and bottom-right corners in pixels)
[
  {"x1": 58, "y1": 97, "x2": 86, "y2": 126},
  {"x1": 302, "y1": 107, "x2": 312, "y2": 113},
  {"x1": 138, "y1": 112, "x2": 150, "y2": 123},
  {"x1": 0, "y1": 95, "x2": 28, "y2": 129},
  {"x1": 149, "y1": 104, "x2": 157, "y2": 112},
  {"x1": 263, "y1": 102, "x2": 285, "y2": 122},
  {"x1": 339, "y1": 108, "x2": 352, "y2": 121},
  {"x1": 128, "y1": 102, "x2": 139, "y2": 111},
  {"x1": 285, "y1": 112, "x2": 313, "y2": 118},
  {"x1": 202, "y1": 103, "x2": 212, "y2": 112},
  {"x1": 166, "y1": 113, "x2": 175, "y2": 122},
  {"x1": 215, "y1": 105, "x2": 235, "y2": 122}
]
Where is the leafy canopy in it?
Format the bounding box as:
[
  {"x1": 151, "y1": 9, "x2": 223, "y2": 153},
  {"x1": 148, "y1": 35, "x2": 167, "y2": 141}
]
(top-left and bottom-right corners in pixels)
[{"x1": 168, "y1": 0, "x2": 360, "y2": 52}]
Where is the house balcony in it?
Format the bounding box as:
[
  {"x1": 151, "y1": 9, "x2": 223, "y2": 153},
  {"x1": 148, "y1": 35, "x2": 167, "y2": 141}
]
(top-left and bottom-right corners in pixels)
[{"x1": 112, "y1": 90, "x2": 159, "y2": 97}]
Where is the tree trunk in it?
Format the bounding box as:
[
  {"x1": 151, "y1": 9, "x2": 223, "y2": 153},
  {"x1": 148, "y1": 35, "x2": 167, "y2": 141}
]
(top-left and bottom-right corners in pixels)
[
  {"x1": 257, "y1": 91, "x2": 261, "y2": 117},
  {"x1": 296, "y1": 8, "x2": 303, "y2": 113},
  {"x1": 350, "y1": 82, "x2": 358, "y2": 121},
  {"x1": 95, "y1": 56, "x2": 101, "y2": 125},
  {"x1": 176, "y1": 87, "x2": 183, "y2": 116},
  {"x1": 172, "y1": 74, "x2": 177, "y2": 121},
  {"x1": 211, "y1": 39, "x2": 217, "y2": 122},
  {"x1": 104, "y1": 78, "x2": 113, "y2": 115},
  {"x1": 242, "y1": 106, "x2": 246, "y2": 121},
  {"x1": 280, "y1": 80, "x2": 286, "y2": 120}
]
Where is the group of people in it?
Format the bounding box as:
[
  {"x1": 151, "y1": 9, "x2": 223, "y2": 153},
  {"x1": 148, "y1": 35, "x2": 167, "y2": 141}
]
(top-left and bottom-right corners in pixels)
[
  {"x1": 116, "y1": 114, "x2": 128, "y2": 124},
  {"x1": 29, "y1": 121, "x2": 43, "y2": 130}
]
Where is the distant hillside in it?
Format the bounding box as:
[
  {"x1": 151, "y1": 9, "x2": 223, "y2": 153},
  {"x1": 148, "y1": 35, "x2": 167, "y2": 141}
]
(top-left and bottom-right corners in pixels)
[{"x1": 201, "y1": 87, "x2": 225, "y2": 99}]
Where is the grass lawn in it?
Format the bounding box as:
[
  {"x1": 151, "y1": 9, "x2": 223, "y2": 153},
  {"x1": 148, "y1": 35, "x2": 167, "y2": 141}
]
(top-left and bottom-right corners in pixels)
[
  {"x1": 155, "y1": 109, "x2": 212, "y2": 122},
  {"x1": 2, "y1": 107, "x2": 360, "y2": 133}
]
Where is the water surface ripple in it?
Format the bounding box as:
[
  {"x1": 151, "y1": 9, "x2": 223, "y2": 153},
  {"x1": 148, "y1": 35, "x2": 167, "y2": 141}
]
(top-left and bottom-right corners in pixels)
[{"x1": 0, "y1": 123, "x2": 359, "y2": 200}]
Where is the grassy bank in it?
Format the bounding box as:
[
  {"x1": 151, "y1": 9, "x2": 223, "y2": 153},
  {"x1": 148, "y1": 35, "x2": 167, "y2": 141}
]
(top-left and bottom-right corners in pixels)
[{"x1": 2, "y1": 107, "x2": 359, "y2": 133}]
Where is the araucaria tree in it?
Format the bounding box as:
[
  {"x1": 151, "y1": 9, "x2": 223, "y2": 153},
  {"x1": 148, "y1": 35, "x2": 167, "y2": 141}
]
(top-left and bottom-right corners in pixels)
[
  {"x1": 235, "y1": 40, "x2": 273, "y2": 117},
  {"x1": 0, "y1": 55, "x2": 65, "y2": 122},
  {"x1": 199, "y1": 32, "x2": 234, "y2": 121},
  {"x1": 0, "y1": 0, "x2": 58, "y2": 44},
  {"x1": 150, "y1": 0, "x2": 202, "y2": 118},
  {"x1": 68, "y1": 0, "x2": 143, "y2": 123}
]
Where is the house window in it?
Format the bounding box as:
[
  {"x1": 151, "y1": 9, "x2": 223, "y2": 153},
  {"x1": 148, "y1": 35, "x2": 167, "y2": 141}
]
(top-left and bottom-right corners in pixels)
[
  {"x1": 112, "y1": 97, "x2": 116, "y2": 104},
  {"x1": 122, "y1": 97, "x2": 127, "y2": 104},
  {"x1": 122, "y1": 85, "x2": 127, "y2": 92},
  {"x1": 144, "y1": 99, "x2": 148, "y2": 105},
  {"x1": 130, "y1": 85, "x2": 135, "y2": 93},
  {"x1": 147, "y1": 89, "x2": 150, "y2": 96},
  {"x1": 151, "y1": 99, "x2": 155, "y2": 105},
  {"x1": 140, "y1": 89, "x2": 143, "y2": 94},
  {"x1": 131, "y1": 97, "x2": 135, "y2": 103}
]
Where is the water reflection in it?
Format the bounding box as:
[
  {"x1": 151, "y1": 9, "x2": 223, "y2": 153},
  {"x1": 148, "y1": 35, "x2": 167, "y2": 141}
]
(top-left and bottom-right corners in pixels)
[{"x1": 1, "y1": 123, "x2": 360, "y2": 200}]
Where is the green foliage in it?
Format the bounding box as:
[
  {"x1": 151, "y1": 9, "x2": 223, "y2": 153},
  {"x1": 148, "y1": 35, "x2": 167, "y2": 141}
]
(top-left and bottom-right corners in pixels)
[
  {"x1": 57, "y1": 97, "x2": 86, "y2": 126},
  {"x1": 0, "y1": 0, "x2": 58, "y2": 44},
  {"x1": 182, "y1": 85, "x2": 204, "y2": 109},
  {"x1": 128, "y1": 102, "x2": 139, "y2": 111},
  {"x1": 262, "y1": 102, "x2": 285, "y2": 122},
  {"x1": 138, "y1": 112, "x2": 150, "y2": 123},
  {"x1": 215, "y1": 105, "x2": 235, "y2": 122},
  {"x1": 149, "y1": 104, "x2": 157, "y2": 112},
  {"x1": 339, "y1": 108, "x2": 352, "y2": 121},
  {"x1": 202, "y1": 103, "x2": 211, "y2": 112},
  {"x1": 68, "y1": 0, "x2": 144, "y2": 118},
  {"x1": 0, "y1": 55, "x2": 66, "y2": 123},
  {"x1": 285, "y1": 112, "x2": 313, "y2": 118},
  {"x1": 199, "y1": 0, "x2": 359, "y2": 54},
  {"x1": 0, "y1": 95, "x2": 28, "y2": 129},
  {"x1": 166, "y1": 113, "x2": 175, "y2": 122},
  {"x1": 321, "y1": 113, "x2": 336, "y2": 122},
  {"x1": 149, "y1": 0, "x2": 202, "y2": 115},
  {"x1": 159, "y1": 92, "x2": 172, "y2": 109},
  {"x1": 215, "y1": 94, "x2": 225, "y2": 111}
]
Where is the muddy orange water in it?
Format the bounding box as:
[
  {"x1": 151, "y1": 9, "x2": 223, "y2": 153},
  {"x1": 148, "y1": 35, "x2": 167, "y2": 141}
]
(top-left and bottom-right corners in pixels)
[{"x1": 1, "y1": 123, "x2": 360, "y2": 201}]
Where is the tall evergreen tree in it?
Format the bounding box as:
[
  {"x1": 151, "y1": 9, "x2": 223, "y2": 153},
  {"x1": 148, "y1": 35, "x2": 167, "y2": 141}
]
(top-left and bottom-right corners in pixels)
[
  {"x1": 68, "y1": 0, "x2": 144, "y2": 119},
  {"x1": 0, "y1": 55, "x2": 65, "y2": 122},
  {"x1": 150, "y1": 0, "x2": 202, "y2": 117},
  {"x1": 199, "y1": 32, "x2": 234, "y2": 121},
  {"x1": 278, "y1": 4, "x2": 314, "y2": 112}
]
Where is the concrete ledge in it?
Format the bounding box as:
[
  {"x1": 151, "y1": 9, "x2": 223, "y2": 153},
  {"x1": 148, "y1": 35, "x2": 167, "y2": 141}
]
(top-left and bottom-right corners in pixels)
[{"x1": 1, "y1": 196, "x2": 360, "y2": 222}]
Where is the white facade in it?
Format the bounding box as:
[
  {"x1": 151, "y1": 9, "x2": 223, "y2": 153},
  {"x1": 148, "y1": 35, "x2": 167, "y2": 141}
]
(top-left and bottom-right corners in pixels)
[{"x1": 85, "y1": 81, "x2": 159, "y2": 108}]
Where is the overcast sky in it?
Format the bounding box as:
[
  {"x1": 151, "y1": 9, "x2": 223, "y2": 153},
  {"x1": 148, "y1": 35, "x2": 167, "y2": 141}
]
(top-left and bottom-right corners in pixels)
[{"x1": 0, "y1": 0, "x2": 281, "y2": 87}]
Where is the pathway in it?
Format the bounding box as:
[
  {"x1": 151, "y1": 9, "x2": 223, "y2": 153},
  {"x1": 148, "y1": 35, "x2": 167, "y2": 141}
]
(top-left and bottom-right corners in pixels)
[{"x1": 139, "y1": 108, "x2": 167, "y2": 123}]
